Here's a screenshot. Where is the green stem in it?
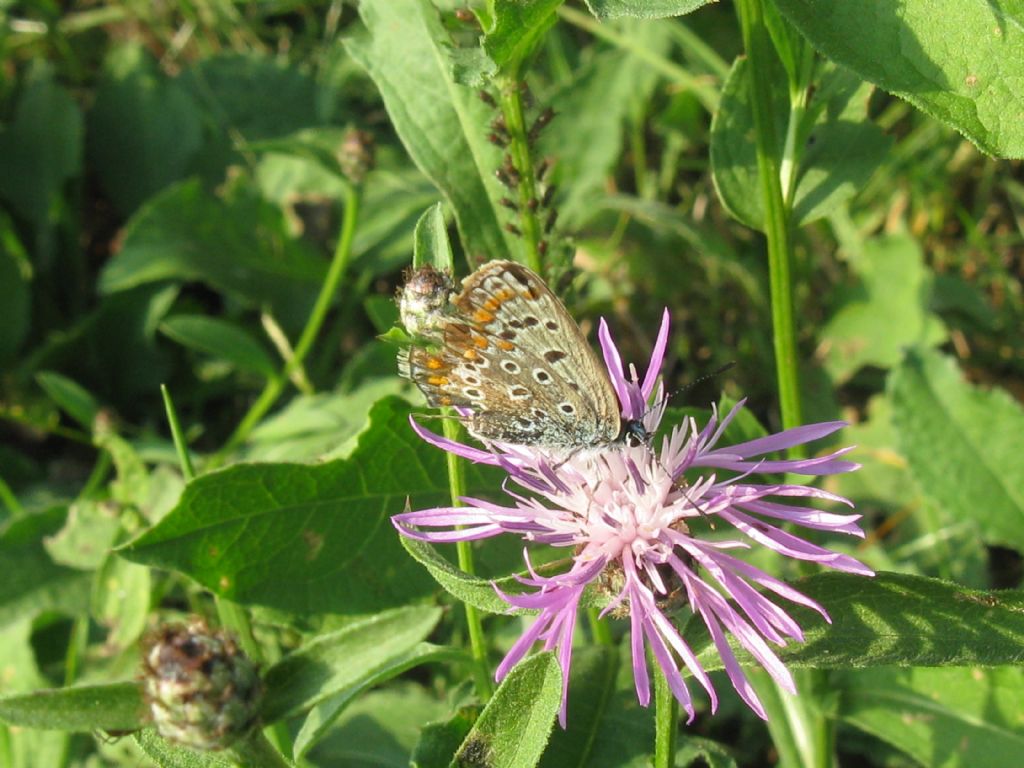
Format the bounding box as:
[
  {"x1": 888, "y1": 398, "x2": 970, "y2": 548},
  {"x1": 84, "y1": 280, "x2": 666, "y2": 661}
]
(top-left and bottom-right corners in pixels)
[
  {"x1": 161, "y1": 385, "x2": 196, "y2": 481},
  {"x1": 735, "y1": 0, "x2": 803, "y2": 435},
  {"x1": 587, "y1": 607, "x2": 613, "y2": 646},
  {"x1": 653, "y1": 663, "x2": 678, "y2": 768},
  {"x1": 496, "y1": 76, "x2": 544, "y2": 274},
  {"x1": 748, "y1": 668, "x2": 834, "y2": 768},
  {"x1": 443, "y1": 416, "x2": 494, "y2": 699},
  {"x1": 210, "y1": 184, "x2": 360, "y2": 467},
  {"x1": 557, "y1": 5, "x2": 719, "y2": 113}
]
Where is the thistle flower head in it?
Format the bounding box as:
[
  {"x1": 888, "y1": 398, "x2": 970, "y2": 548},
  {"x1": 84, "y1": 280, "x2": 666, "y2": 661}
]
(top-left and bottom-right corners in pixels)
[
  {"x1": 394, "y1": 311, "x2": 871, "y2": 726},
  {"x1": 142, "y1": 620, "x2": 263, "y2": 751}
]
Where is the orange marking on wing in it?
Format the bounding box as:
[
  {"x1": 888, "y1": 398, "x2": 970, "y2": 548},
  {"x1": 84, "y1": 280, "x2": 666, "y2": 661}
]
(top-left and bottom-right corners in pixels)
[
  {"x1": 521, "y1": 288, "x2": 538, "y2": 300},
  {"x1": 473, "y1": 335, "x2": 489, "y2": 349},
  {"x1": 497, "y1": 340, "x2": 515, "y2": 351},
  {"x1": 483, "y1": 297, "x2": 501, "y2": 311},
  {"x1": 473, "y1": 309, "x2": 495, "y2": 324},
  {"x1": 496, "y1": 288, "x2": 515, "y2": 302},
  {"x1": 427, "y1": 375, "x2": 450, "y2": 387},
  {"x1": 426, "y1": 357, "x2": 444, "y2": 370},
  {"x1": 463, "y1": 348, "x2": 479, "y2": 361},
  {"x1": 439, "y1": 396, "x2": 453, "y2": 406}
]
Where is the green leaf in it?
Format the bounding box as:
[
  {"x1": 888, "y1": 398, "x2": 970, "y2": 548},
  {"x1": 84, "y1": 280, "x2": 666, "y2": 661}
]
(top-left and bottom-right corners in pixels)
[
  {"x1": 120, "y1": 397, "x2": 501, "y2": 615},
  {"x1": 0, "y1": 63, "x2": 82, "y2": 225},
  {"x1": 310, "y1": 683, "x2": 451, "y2": 766},
  {"x1": 292, "y1": 642, "x2": 463, "y2": 757},
  {"x1": 820, "y1": 234, "x2": 946, "y2": 383},
  {"x1": 540, "y1": 646, "x2": 656, "y2": 768},
  {"x1": 160, "y1": 315, "x2": 277, "y2": 377},
  {"x1": 180, "y1": 53, "x2": 319, "y2": 181},
  {"x1": 890, "y1": 348, "x2": 1024, "y2": 552},
  {"x1": 0, "y1": 212, "x2": 32, "y2": 365},
  {"x1": 133, "y1": 729, "x2": 237, "y2": 768},
  {"x1": 0, "y1": 507, "x2": 92, "y2": 629},
  {"x1": 411, "y1": 696, "x2": 483, "y2": 768},
  {"x1": 453, "y1": 653, "x2": 562, "y2": 768},
  {"x1": 773, "y1": 0, "x2": 1024, "y2": 158},
  {"x1": 0, "y1": 682, "x2": 144, "y2": 732},
  {"x1": 261, "y1": 606, "x2": 441, "y2": 723},
  {"x1": 34, "y1": 371, "x2": 100, "y2": 430},
  {"x1": 688, "y1": 572, "x2": 1024, "y2": 671},
  {"x1": 98, "y1": 179, "x2": 324, "y2": 320},
  {"x1": 345, "y1": 0, "x2": 514, "y2": 263},
  {"x1": 838, "y1": 666, "x2": 1024, "y2": 767},
  {"x1": 44, "y1": 499, "x2": 122, "y2": 570},
  {"x1": 413, "y1": 203, "x2": 454, "y2": 271},
  {"x1": 399, "y1": 536, "x2": 533, "y2": 615},
  {"x1": 88, "y1": 44, "x2": 203, "y2": 216},
  {"x1": 583, "y1": 0, "x2": 711, "y2": 20},
  {"x1": 245, "y1": 379, "x2": 411, "y2": 463},
  {"x1": 248, "y1": 126, "x2": 351, "y2": 180},
  {"x1": 711, "y1": 58, "x2": 891, "y2": 230},
  {"x1": 92, "y1": 555, "x2": 151, "y2": 652},
  {"x1": 483, "y1": 0, "x2": 562, "y2": 73}
]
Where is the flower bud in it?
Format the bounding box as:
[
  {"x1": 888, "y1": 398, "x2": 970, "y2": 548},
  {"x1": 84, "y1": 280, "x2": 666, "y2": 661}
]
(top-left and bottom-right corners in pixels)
[
  {"x1": 339, "y1": 129, "x2": 375, "y2": 184},
  {"x1": 142, "y1": 620, "x2": 262, "y2": 751},
  {"x1": 398, "y1": 264, "x2": 456, "y2": 341}
]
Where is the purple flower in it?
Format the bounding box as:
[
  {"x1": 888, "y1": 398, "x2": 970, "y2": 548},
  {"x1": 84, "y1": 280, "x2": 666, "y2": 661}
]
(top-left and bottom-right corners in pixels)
[{"x1": 394, "y1": 310, "x2": 871, "y2": 726}]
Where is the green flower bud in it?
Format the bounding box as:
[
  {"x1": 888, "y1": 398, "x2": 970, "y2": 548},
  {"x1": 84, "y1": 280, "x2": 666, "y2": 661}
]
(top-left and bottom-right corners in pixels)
[{"x1": 142, "y1": 620, "x2": 262, "y2": 751}]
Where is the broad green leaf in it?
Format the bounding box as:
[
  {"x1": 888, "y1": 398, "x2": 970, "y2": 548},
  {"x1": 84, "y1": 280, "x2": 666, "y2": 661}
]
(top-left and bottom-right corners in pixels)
[
  {"x1": 88, "y1": 44, "x2": 203, "y2": 215},
  {"x1": 820, "y1": 235, "x2": 946, "y2": 383},
  {"x1": 261, "y1": 606, "x2": 441, "y2": 722},
  {"x1": 0, "y1": 212, "x2": 31, "y2": 365},
  {"x1": 539, "y1": 20, "x2": 672, "y2": 228},
  {"x1": 133, "y1": 729, "x2": 236, "y2": 768},
  {"x1": 411, "y1": 695, "x2": 483, "y2": 768},
  {"x1": 773, "y1": 0, "x2": 1024, "y2": 158},
  {"x1": 35, "y1": 371, "x2": 100, "y2": 430},
  {"x1": 891, "y1": 348, "x2": 1024, "y2": 551},
  {"x1": 540, "y1": 646, "x2": 656, "y2": 768},
  {"x1": 310, "y1": 683, "x2": 451, "y2": 766},
  {"x1": 837, "y1": 667, "x2": 1024, "y2": 768},
  {"x1": 676, "y1": 739, "x2": 737, "y2": 768},
  {"x1": 98, "y1": 180, "x2": 324, "y2": 322},
  {"x1": 413, "y1": 203, "x2": 454, "y2": 271},
  {"x1": 711, "y1": 58, "x2": 891, "y2": 230},
  {"x1": 453, "y1": 653, "x2": 562, "y2": 768},
  {"x1": 245, "y1": 379, "x2": 411, "y2": 462},
  {"x1": 483, "y1": 0, "x2": 562, "y2": 73},
  {"x1": 293, "y1": 643, "x2": 463, "y2": 757},
  {"x1": 160, "y1": 315, "x2": 277, "y2": 377},
  {"x1": 584, "y1": 0, "x2": 711, "y2": 20},
  {"x1": 180, "y1": 53, "x2": 320, "y2": 181},
  {"x1": 832, "y1": 395, "x2": 987, "y2": 587},
  {"x1": 689, "y1": 572, "x2": 1024, "y2": 670},
  {"x1": 0, "y1": 63, "x2": 82, "y2": 225},
  {"x1": 0, "y1": 621, "x2": 70, "y2": 767},
  {"x1": 248, "y1": 126, "x2": 350, "y2": 180},
  {"x1": 120, "y1": 397, "x2": 501, "y2": 615},
  {"x1": 44, "y1": 499, "x2": 122, "y2": 570},
  {"x1": 346, "y1": 0, "x2": 514, "y2": 263},
  {"x1": 399, "y1": 536, "x2": 533, "y2": 615},
  {"x1": 92, "y1": 554, "x2": 151, "y2": 652},
  {"x1": 0, "y1": 507, "x2": 92, "y2": 629},
  {"x1": 0, "y1": 682, "x2": 144, "y2": 732}
]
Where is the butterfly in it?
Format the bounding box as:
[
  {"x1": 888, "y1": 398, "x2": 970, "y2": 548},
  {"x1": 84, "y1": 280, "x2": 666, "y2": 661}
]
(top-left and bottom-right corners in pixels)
[{"x1": 398, "y1": 260, "x2": 649, "y2": 451}]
